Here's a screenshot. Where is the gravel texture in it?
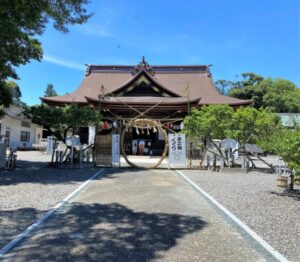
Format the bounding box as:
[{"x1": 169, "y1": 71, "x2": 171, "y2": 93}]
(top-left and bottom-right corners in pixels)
[
  {"x1": 182, "y1": 170, "x2": 300, "y2": 262},
  {"x1": 5, "y1": 169, "x2": 265, "y2": 262},
  {"x1": 0, "y1": 151, "x2": 98, "y2": 248}
]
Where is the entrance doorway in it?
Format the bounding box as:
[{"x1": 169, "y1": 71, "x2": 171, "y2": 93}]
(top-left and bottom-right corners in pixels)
[
  {"x1": 121, "y1": 119, "x2": 169, "y2": 169},
  {"x1": 123, "y1": 127, "x2": 165, "y2": 157}
]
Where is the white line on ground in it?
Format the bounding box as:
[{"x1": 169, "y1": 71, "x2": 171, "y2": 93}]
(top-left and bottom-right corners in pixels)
[
  {"x1": 174, "y1": 169, "x2": 289, "y2": 262},
  {"x1": 0, "y1": 168, "x2": 106, "y2": 258}
]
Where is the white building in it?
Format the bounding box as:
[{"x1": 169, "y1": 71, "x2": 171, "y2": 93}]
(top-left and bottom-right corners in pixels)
[{"x1": 0, "y1": 106, "x2": 43, "y2": 149}]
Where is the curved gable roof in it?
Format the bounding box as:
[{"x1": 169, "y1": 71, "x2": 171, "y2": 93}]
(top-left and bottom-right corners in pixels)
[
  {"x1": 111, "y1": 70, "x2": 181, "y2": 97},
  {"x1": 41, "y1": 60, "x2": 252, "y2": 107}
]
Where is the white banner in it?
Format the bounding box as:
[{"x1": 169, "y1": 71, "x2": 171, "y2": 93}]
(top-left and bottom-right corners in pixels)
[
  {"x1": 168, "y1": 133, "x2": 186, "y2": 166},
  {"x1": 47, "y1": 136, "x2": 55, "y2": 155},
  {"x1": 112, "y1": 134, "x2": 120, "y2": 166},
  {"x1": 88, "y1": 125, "x2": 96, "y2": 145}
]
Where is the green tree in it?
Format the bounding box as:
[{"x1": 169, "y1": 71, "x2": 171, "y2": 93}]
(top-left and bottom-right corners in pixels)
[
  {"x1": 0, "y1": 82, "x2": 13, "y2": 117},
  {"x1": 6, "y1": 81, "x2": 25, "y2": 106},
  {"x1": 227, "y1": 107, "x2": 281, "y2": 165},
  {"x1": 183, "y1": 105, "x2": 280, "y2": 167},
  {"x1": 214, "y1": 80, "x2": 233, "y2": 95},
  {"x1": 240, "y1": 72, "x2": 264, "y2": 87},
  {"x1": 0, "y1": 0, "x2": 91, "y2": 106},
  {"x1": 226, "y1": 73, "x2": 300, "y2": 112},
  {"x1": 25, "y1": 104, "x2": 100, "y2": 143},
  {"x1": 260, "y1": 126, "x2": 300, "y2": 190},
  {"x1": 262, "y1": 79, "x2": 300, "y2": 113},
  {"x1": 227, "y1": 73, "x2": 266, "y2": 109},
  {"x1": 0, "y1": 80, "x2": 25, "y2": 117},
  {"x1": 44, "y1": 83, "x2": 58, "y2": 97},
  {"x1": 183, "y1": 105, "x2": 234, "y2": 165}
]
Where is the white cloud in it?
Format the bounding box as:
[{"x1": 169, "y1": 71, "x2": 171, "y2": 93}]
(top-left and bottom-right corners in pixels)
[
  {"x1": 77, "y1": 24, "x2": 112, "y2": 37},
  {"x1": 75, "y1": 4, "x2": 121, "y2": 38},
  {"x1": 43, "y1": 54, "x2": 85, "y2": 71}
]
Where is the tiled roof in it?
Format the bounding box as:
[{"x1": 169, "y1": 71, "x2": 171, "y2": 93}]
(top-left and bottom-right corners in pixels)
[{"x1": 41, "y1": 59, "x2": 252, "y2": 107}]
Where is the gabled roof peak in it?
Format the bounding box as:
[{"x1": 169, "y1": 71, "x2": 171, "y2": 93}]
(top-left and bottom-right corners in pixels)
[{"x1": 131, "y1": 56, "x2": 155, "y2": 76}]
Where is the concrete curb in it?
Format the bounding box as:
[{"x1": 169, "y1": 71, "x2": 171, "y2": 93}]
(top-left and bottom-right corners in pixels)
[
  {"x1": 174, "y1": 169, "x2": 289, "y2": 262},
  {"x1": 0, "y1": 168, "x2": 106, "y2": 258}
]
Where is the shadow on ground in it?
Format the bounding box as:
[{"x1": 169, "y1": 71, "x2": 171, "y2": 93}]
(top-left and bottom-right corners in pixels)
[
  {"x1": 0, "y1": 207, "x2": 43, "y2": 247},
  {"x1": 270, "y1": 189, "x2": 300, "y2": 201},
  {"x1": 0, "y1": 159, "x2": 147, "y2": 186},
  {"x1": 6, "y1": 202, "x2": 207, "y2": 261}
]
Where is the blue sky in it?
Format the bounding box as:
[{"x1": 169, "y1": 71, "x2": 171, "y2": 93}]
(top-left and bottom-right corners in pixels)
[{"x1": 16, "y1": 0, "x2": 300, "y2": 105}]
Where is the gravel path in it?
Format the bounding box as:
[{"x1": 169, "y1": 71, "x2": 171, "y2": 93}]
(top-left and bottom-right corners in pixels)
[
  {"x1": 5, "y1": 169, "x2": 265, "y2": 261},
  {"x1": 0, "y1": 151, "x2": 99, "y2": 248},
  {"x1": 182, "y1": 170, "x2": 300, "y2": 262}
]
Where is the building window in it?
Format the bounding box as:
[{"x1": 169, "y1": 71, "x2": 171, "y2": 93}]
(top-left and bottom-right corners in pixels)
[
  {"x1": 20, "y1": 131, "x2": 30, "y2": 142},
  {"x1": 21, "y1": 121, "x2": 31, "y2": 128}
]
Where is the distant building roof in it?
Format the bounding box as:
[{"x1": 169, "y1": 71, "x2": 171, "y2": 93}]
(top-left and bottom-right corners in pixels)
[{"x1": 277, "y1": 113, "x2": 300, "y2": 127}]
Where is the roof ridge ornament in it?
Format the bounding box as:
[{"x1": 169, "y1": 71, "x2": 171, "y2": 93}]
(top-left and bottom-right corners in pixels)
[{"x1": 132, "y1": 56, "x2": 155, "y2": 76}]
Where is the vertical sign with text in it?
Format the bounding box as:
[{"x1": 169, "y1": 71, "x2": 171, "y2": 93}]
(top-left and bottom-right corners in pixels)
[
  {"x1": 112, "y1": 134, "x2": 120, "y2": 167},
  {"x1": 88, "y1": 125, "x2": 96, "y2": 145},
  {"x1": 47, "y1": 136, "x2": 55, "y2": 155},
  {"x1": 168, "y1": 133, "x2": 186, "y2": 166}
]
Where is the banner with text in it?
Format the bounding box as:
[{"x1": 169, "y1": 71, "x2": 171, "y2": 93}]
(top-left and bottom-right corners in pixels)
[
  {"x1": 47, "y1": 136, "x2": 55, "y2": 155},
  {"x1": 168, "y1": 133, "x2": 187, "y2": 166},
  {"x1": 112, "y1": 134, "x2": 120, "y2": 166}
]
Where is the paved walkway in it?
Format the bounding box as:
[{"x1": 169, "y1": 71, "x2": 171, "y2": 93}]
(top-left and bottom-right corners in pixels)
[{"x1": 3, "y1": 169, "x2": 267, "y2": 261}]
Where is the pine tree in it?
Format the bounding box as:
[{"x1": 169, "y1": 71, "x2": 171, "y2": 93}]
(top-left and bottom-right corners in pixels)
[{"x1": 44, "y1": 83, "x2": 58, "y2": 97}]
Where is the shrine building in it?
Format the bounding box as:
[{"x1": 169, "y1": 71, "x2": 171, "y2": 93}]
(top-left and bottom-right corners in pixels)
[{"x1": 41, "y1": 57, "x2": 252, "y2": 157}]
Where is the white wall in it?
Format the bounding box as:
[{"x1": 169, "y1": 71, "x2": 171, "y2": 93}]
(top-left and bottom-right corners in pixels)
[
  {"x1": 34, "y1": 126, "x2": 43, "y2": 144},
  {"x1": 0, "y1": 116, "x2": 41, "y2": 149}
]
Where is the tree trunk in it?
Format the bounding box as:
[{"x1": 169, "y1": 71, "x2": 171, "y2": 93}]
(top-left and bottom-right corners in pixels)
[
  {"x1": 289, "y1": 172, "x2": 294, "y2": 191},
  {"x1": 242, "y1": 145, "x2": 256, "y2": 169},
  {"x1": 199, "y1": 148, "x2": 207, "y2": 167},
  {"x1": 211, "y1": 140, "x2": 228, "y2": 166}
]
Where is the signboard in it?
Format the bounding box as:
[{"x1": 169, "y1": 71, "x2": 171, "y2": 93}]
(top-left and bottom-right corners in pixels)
[
  {"x1": 47, "y1": 136, "x2": 55, "y2": 155},
  {"x1": 88, "y1": 125, "x2": 96, "y2": 145},
  {"x1": 66, "y1": 136, "x2": 81, "y2": 147},
  {"x1": 168, "y1": 133, "x2": 186, "y2": 166},
  {"x1": 112, "y1": 134, "x2": 120, "y2": 167}
]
